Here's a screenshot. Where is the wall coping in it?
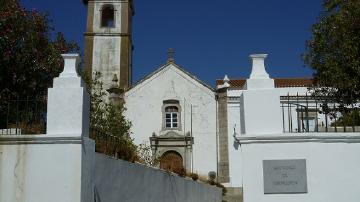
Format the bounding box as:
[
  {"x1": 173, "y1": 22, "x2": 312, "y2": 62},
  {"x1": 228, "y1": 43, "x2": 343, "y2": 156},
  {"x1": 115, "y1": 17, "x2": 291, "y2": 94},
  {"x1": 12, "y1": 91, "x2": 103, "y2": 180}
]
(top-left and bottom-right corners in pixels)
[
  {"x1": 235, "y1": 133, "x2": 360, "y2": 144},
  {"x1": 0, "y1": 134, "x2": 83, "y2": 145}
]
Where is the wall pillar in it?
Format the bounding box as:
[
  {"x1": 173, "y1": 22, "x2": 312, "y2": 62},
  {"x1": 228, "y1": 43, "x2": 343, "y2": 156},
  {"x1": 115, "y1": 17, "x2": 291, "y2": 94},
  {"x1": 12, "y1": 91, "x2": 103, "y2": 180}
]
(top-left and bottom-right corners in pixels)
[
  {"x1": 217, "y1": 77, "x2": 230, "y2": 183},
  {"x1": 240, "y1": 54, "x2": 282, "y2": 135},
  {"x1": 0, "y1": 54, "x2": 95, "y2": 202},
  {"x1": 46, "y1": 54, "x2": 90, "y2": 136}
]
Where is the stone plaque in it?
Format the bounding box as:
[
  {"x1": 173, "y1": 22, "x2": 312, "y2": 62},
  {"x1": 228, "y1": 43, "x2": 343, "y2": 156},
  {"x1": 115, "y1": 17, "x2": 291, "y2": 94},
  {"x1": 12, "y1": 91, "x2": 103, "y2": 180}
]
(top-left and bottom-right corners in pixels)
[{"x1": 263, "y1": 159, "x2": 307, "y2": 194}]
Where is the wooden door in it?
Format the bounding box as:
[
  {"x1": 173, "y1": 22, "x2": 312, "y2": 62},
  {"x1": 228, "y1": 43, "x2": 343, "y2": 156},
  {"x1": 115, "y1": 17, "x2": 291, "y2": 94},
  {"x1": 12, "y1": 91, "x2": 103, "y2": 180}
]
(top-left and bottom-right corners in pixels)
[{"x1": 160, "y1": 151, "x2": 183, "y2": 172}]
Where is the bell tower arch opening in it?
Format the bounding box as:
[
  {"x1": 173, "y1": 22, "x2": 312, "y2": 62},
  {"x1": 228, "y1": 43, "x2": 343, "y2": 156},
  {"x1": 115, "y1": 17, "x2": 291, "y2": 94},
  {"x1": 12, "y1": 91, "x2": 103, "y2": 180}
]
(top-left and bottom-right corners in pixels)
[{"x1": 101, "y1": 5, "x2": 115, "y2": 28}]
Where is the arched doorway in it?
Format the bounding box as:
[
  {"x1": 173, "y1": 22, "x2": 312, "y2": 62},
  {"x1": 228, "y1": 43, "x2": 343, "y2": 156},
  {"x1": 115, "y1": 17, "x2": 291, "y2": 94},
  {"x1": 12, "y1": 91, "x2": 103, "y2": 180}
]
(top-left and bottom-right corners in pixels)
[{"x1": 160, "y1": 151, "x2": 183, "y2": 172}]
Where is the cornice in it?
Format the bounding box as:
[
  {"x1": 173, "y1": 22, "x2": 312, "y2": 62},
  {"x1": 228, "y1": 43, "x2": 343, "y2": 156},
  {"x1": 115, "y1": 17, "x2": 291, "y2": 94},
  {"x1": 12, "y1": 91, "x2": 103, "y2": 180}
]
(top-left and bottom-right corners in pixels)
[
  {"x1": 0, "y1": 135, "x2": 83, "y2": 145},
  {"x1": 84, "y1": 32, "x2": 131, "y2": 37},
  {"x1": 235, "y1": 133, "x2": 360, "y2": 144}
]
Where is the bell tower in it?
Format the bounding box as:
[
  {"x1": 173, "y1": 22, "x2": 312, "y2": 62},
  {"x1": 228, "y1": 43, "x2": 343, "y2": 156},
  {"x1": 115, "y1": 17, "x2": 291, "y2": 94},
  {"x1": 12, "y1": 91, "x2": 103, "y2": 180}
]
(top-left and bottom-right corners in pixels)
[{"x1": 83, "y1": 0, "x2": 134, "y2": 90}]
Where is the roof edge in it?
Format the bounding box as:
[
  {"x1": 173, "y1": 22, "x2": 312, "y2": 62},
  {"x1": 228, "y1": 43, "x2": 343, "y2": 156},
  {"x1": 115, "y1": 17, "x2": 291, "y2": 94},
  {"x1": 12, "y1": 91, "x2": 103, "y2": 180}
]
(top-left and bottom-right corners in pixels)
[{"x1": 127, "y1": 62, "x2": 215, "y2": 93}]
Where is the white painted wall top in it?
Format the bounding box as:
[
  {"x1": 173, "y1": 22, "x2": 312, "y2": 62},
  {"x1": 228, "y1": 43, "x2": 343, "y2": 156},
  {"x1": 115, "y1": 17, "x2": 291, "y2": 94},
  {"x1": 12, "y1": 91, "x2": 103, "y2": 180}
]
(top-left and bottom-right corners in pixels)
[
  {"x1": 249, "y1": 54, "x2": 270, "y2": 79},
  {"x1": 60, "y1": 54, "x2": 80, "y2": 78},
  {"x1": 245, "y1": 54, "x2": 275, "y2": 90}
]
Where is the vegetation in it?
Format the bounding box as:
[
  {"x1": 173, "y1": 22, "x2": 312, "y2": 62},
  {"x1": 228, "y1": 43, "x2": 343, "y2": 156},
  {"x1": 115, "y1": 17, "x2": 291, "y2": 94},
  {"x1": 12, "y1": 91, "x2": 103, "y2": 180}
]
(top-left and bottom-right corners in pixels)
[
  {"x1": 189, "y1": 173, "x2": 199, "y2": 181},
  {"x1": 304, "y1": 0, "x2": 360, "y2": 120},
  {"x1": 206, "y1": 173, "x2": 227, "y2": 196},
  {"x1": 331, "y1": 110, "x2": 360, "y2": 127},
  {"x1": 0, "y1": 0, "x2": 78, "y2": 131},
  {"x1": 180, "y1": 171, "x2": 227, "y2": 195},
  {"x1": 136, "y1": 142, "x2": 160, "y2": 167},
  {"x1": 0, "y1": 0, "x2": 78, "y2": 98},
  {"x1": 83, "y1": 72, "x2": 137, "y2": 161}
]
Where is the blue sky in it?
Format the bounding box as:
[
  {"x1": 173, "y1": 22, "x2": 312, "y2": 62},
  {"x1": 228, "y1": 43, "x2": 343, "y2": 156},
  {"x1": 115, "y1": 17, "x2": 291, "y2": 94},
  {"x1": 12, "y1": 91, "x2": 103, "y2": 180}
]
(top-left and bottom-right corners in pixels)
[{"x1": 21, "y1": 0, "x2": 322, "y2": 86}]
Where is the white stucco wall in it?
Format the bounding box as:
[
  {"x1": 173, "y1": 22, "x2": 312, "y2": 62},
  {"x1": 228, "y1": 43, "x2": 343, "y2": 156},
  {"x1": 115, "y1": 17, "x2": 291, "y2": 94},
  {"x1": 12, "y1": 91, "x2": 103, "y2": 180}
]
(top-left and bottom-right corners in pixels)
[
  {"x1": 277, "y1": 87, "x2": 309, "y2": 96},
  {"x1": 228, "y1": 86, "x2": 309, "y2": 98},
  {"x1": 227, "y1": 101, "x2": 243, "y2": 187},
  {"x1": 124, "y1": 64, "x2": 217, "y2": 176},
  {"x1": 92, "y1": 36, "x2": 121, "y2": 88},
  {"x1": 0, "y1": 137, "x2": 75, "y2": 202},
  {"x1": 94, "y1": 153, "x2": 222, "y2": 202},
  {"x1": 226, "y1": 86, "x2": 310, "y2": 186},
  {"x1": 238, "y1": 133, "x2": 360, "y2": 202},
  {"x1": 0, "y1": 135, "x2": 95, "y2": 202},
  {"x1": 240, "y1": 89, "x2": 283, "y2": 134}
]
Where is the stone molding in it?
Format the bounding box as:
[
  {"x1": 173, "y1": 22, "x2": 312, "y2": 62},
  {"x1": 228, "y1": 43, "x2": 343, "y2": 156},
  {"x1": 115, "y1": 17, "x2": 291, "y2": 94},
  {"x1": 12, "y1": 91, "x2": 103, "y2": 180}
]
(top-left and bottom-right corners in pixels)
[
  {"x1": 235, "y1": 133, "x2": 360, "y2": 144},
  {"x1": 84, "y1": 32, "x2": 131, "y2": 37},
  {"x1": 86, "y1": 0, "x2": 130, "y2": 3},
  {"x1": 0, "y1": 135, "x2": 82, "y2": 145}
]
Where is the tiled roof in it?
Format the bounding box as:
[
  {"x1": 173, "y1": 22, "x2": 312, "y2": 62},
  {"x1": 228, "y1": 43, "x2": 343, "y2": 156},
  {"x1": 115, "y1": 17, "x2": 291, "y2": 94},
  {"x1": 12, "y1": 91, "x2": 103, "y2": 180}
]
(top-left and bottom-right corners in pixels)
[
  {"x1": 216, "y1": 78, "x2": 313, "y2": 88},
  {"x1": 216, "y1": 79, "x2": 246, "y2": 87},
  {"x1": 274, "y1": 78, "x2": 314, "y2": 88}
]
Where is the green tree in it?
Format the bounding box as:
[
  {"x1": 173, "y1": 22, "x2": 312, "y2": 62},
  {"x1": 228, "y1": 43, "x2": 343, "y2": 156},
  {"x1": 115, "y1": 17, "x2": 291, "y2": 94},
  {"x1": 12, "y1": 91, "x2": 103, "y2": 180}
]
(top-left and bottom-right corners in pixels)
[
  {"x1": 84, "y1": 72, "x2": 137, "y2": 161},
  {"x1": 304, "y1": 0, "x2": 360, "y2": 123},
  {"x1": 0, "y1": 0, "x2": 78, "y2": 131},
  {"x1": 0, "y1": 0, "x2": 79, "y2": 98}
]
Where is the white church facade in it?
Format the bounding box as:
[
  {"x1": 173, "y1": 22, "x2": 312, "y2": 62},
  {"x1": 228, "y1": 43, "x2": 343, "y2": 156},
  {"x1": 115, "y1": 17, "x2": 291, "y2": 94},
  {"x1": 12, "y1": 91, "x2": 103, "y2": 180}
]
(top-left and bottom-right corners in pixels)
[{"x1": 124, "y1": 61, "x2": 217, "y2": 176}]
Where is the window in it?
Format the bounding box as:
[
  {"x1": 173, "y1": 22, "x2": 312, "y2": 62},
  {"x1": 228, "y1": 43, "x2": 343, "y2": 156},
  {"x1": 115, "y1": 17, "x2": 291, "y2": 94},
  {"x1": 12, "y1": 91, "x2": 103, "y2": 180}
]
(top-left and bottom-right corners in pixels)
[
  {"x1": 165, "y1": 106, "x2": 178, "y2": 128},
  {"x1": 101, "y1": 5, "x2": 115, "y2": 28},
  {"x1": 162, "y1": 100, "x2": 181, "y2": 130}
]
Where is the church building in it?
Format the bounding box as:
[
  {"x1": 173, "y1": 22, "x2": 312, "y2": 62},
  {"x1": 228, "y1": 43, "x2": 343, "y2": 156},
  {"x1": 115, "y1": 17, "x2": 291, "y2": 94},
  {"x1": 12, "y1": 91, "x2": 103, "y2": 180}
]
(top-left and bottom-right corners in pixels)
[
  {"x1": 83, "y1": 0, "x2": 222, "y2": 179},
  {"x1": 83, "y1": 0, "x2": 317, "y2": 194},
  {"x1": 124, "y1": 58, "x2": 218, "y2": 177}
]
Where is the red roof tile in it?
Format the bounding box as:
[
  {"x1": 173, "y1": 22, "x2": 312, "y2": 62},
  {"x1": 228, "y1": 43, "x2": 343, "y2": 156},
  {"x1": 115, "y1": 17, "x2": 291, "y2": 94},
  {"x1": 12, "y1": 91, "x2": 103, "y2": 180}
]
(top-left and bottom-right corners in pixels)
[{"x1": 216, "y1": 78, "x2": 313, "y2": 88}]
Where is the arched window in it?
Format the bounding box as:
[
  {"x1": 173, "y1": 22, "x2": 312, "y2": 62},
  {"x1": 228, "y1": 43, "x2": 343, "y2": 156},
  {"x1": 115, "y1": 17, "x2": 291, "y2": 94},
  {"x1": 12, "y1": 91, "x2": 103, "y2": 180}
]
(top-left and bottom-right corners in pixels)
[
  {"x1": 162, "y1": 100, "x2": 181, "y2": 130},
  {"x1": 165, "y1": 106, "x2": 178, "y2": 128},
  {"x1": 101, "y1": 5, "x2": 115, "y2": 28}
]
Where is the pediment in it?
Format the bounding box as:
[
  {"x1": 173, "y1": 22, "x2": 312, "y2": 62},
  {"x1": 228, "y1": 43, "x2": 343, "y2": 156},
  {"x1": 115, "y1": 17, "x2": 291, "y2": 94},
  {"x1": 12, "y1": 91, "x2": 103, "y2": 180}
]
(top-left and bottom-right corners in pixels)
[
  {"x1": 125, "y1": 62, "x2": 214, "y2": 97},
  {"x1": 160, "y1": 131, "x2": 184, "y2": 138}
]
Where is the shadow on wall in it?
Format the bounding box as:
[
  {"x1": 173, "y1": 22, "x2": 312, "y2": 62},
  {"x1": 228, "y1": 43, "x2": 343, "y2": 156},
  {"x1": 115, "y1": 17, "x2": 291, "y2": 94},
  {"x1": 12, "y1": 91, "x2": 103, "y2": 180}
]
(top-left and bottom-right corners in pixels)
[
  {"x1": 94, "y1": 186, "x2": 101, "y2": 202},
  {"x1": 93, "y1": 153, "x2": 222, "y2": 202}
]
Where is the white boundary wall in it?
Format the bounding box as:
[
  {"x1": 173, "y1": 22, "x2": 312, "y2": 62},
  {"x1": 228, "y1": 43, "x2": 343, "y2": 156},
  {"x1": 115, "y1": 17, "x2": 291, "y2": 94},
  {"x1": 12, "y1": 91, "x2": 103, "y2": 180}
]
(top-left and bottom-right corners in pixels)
[
  {"x1": 0, "y1": 54, "x2": 95, "y2": 202},
  {"x1": 228, "y1": 54, "x2": 360, "y2": 202},
  {"x1": 237, "y1": 133, "x2": 360, "y2": 202},
  {"x1": 94, "y1": 153, "x2": 222, "y2": 202},
  {"x1": 0, "y1": 54, "x2": 221, "y2": 202},
  {"x1": 0, "y1": 136, "x2": 95, "y2": 202}
]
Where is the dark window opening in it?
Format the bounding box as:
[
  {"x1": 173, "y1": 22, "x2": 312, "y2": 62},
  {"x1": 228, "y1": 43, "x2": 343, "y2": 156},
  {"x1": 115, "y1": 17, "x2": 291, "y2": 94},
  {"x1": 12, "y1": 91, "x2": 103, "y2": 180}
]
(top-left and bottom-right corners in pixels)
[{"x1": 101, "y1": 5, "x2": 115, "y2": 28}]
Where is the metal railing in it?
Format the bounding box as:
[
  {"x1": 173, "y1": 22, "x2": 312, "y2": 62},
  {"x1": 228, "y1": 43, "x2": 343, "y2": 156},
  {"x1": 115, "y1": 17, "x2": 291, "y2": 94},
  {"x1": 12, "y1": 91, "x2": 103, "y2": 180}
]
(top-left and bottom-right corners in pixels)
[
  {"x1": 0, "y1": 96, "x2": 47, "y2": 135},
  {"x1": 281, "y1": 93, "x2": 360, "y2": 133},
  {"x1": 89, "y1": 129, "x2": 136, "y2": 160}
]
